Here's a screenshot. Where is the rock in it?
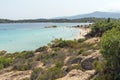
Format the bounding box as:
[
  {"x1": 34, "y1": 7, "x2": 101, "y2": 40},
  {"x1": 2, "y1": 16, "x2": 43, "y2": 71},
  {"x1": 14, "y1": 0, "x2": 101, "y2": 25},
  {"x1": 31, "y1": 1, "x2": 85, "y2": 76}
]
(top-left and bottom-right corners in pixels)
[
  {"x1": 65, "y1": 56, "x2": 82, "y2": 65},
  {"x1": 81, "y1": 57, "x2": 95, "y2": 70},
  {"x1": 82, "y1": 50, "x2": 95, "y2": 56},
  {"x1": 71, "y1": 57, "x2": 82, "y2": 64},
  {"x1": 57, "y1": 69, "x2": 96, "y2": 80},
  {"x1": 0, "y1": 50, "x2": 7, "y2": 56},
  {"x1": 0, "y1": 70, "x2": 31, "y2": 80},
  {"x1": 85, "y1": 37, "x2": 100, "y2": 44},
  {"x1": 81, "y1": 50, "x2": 101, "y2": 70},
  {"x1": 64, "y1": 56, "x2": 71, "y2": 65}
]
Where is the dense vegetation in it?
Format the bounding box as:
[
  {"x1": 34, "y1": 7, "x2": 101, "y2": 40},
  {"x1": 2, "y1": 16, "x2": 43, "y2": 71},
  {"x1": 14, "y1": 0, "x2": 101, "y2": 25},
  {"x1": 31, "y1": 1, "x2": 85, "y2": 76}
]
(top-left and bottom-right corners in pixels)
[
  {"x1": 87, "y1": 18, "x2": 120, "y2": 80},
  {"x1": 86, "y1": 18, "x2": 120, "y2": 37},
  {"x1": 94, "y1": 28, "x2": 120, "y2": 80},
  {"x1": 0, "y1": 51, "x2": 35, "y2": 70}
]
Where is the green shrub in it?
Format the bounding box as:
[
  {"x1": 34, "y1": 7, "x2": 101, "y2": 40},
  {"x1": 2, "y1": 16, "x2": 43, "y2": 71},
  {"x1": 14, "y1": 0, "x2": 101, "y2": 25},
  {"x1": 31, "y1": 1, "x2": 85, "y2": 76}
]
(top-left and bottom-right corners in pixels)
[
  {"x1": 0, "y1": 57, "x2": 13, "y2": 69},
  {"x1": 100, "y1": 28, "x2": 120, "y2": 80},
  {"x1": 88, "y1": 19, "x2": 120, "y2": 37},
  {"x1": 101, "y1": 28, "x2": 120, "y2": 68},
  {"x1": 12, "y1": 52, "x2": 35, "y2": 71},
  {"x1": 12, "y1": 58, "x2": 37, "y2": 71},
  {"x1": 31, "y1": 66, "x2": 64, "y2": 80},
  {"x1": 78, "y1": 48, "x2": 85, "y2": 55},
  {"x1": 51, "y1": 39, "x2": 79, "y2": 48},
  {"x1": 55, "y1": 61, "x2": 63, "y2": 68},
  {"x1": 35, "y1": 46, "x2": 48, "y2": 52},
  {"x1": 39, "y1": 67, "x2": 64, "y2": 80},
  {"x1": 36, "y1": 51, "x2": 65, "y2": 67},
  {"x1": 78, "y1": 38, "x2": 86, "y2": 43},
  {"x1": 16, "y1": 51, "x2": 34, "y2": 59},
  {"x1": 93, "y1": 61, "x2": 105, "y2": 72},
  {"x1": 94, "y1": 74, "x2": 112, "y2": 80},
  {"x1": 30, "y1": 68, "x2": 44, "y2": 80}
]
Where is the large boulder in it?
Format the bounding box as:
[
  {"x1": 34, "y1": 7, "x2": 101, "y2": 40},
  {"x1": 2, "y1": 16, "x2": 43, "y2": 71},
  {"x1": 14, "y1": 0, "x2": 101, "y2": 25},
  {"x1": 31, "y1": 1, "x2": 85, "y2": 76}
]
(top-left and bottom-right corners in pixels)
[
  {"x1": 81, "y1": 50, "x2": 101, "y2": 70},
  {"x1": 81, "y1": 57, "x2": 95, "y2": 70}
]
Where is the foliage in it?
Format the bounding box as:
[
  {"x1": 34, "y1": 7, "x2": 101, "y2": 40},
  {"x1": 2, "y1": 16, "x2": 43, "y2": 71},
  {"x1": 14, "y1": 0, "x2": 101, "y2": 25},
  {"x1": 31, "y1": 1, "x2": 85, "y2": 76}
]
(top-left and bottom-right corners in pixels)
[
  {"x1": 16, "y1": 51, "x2": 34, "y2": 59},
  {"x1": 35, "y1": 46, "x2": 48, "y2": 52},
  {"x1": 0, "y1": 57, "x2": 13, "y2": 69},
  {"x1": 87, "y1": 18, "x2": 120, "y2": 37},
  {"x1": 31, "y1": 66, "x2": 64, "y2": 80},
  {"x1": 36, "y1": 51, "x2": 65, "y2": 67},
  {"x1": 12, "y1": 51, "x2": 35, "y2": 70},
  {"x1": 50, "y1": 39, "x2": 79, "y2": 48},
  {"x1": 30, "y1": 68, "x2": 44, "y2": 80},
  {"x1": 99, "y1": 28, "x2": 120, "y2": 80},
  {"x1": 78, "y1": 38, "x2": 86, "y2": 43},
  {"x1": 77, "y1": 48, "x2": 85, "y2": 55}
]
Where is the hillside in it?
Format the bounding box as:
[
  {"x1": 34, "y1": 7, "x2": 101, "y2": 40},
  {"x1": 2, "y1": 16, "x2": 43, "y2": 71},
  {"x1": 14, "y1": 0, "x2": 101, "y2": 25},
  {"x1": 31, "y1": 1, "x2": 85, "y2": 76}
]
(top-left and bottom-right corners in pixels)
[
  {"x1": 58, "y1": 11, "x2": 120, "y2": 19},
  {"x1": 0, "y1": 19, "x2": 120, "y2": 80}
]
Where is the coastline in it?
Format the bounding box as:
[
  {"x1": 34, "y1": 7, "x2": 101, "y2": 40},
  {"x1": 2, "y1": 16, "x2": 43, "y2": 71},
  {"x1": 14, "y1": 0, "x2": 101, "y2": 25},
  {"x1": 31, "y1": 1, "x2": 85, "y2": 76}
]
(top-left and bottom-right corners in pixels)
[
  {"x1": 75, "y1": 27, "x2": 91, "y2": 39},
  {"x1": 0, "y1": 24, "x2": 91, "y2": 53}
]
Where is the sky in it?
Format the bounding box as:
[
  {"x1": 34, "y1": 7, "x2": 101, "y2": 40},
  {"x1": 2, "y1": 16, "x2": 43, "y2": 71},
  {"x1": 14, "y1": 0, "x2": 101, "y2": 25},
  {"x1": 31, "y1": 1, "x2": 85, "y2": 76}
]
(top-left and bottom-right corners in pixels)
[{"x1": 0, "y1": 0, "x2": 120, "y2": 19}]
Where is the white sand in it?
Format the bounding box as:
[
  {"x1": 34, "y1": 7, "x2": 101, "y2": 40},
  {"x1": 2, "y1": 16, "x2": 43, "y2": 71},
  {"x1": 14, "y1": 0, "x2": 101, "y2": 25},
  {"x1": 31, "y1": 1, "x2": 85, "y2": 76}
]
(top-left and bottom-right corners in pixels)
[{"x1": 75, "y1": 27, "x2": 91, "y2": 39}]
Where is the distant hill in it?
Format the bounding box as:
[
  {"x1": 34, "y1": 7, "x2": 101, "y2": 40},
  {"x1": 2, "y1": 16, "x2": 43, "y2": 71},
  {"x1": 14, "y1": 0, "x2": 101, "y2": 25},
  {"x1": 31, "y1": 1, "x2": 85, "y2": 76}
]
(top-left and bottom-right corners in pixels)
[
  {"x1": 1, "y1": 11, "x2": 120, "y2": 23},
  {"x1": 56, "y1": 11, "x2": 120, "y2": 19}
]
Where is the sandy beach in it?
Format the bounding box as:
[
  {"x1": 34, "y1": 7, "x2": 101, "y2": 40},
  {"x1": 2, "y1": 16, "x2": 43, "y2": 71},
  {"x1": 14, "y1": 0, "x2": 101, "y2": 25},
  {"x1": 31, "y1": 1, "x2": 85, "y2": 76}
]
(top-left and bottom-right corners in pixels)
[{"x1": 76, "y1": 27, "x2": 91, "y2": 39}]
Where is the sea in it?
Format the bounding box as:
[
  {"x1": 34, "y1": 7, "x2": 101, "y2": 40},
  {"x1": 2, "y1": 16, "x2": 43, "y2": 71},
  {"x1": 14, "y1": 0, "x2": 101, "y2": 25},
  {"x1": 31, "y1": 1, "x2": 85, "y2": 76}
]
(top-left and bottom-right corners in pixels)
[{"x1": 0, "y1": 23, "x2": 90, "y2": 53}]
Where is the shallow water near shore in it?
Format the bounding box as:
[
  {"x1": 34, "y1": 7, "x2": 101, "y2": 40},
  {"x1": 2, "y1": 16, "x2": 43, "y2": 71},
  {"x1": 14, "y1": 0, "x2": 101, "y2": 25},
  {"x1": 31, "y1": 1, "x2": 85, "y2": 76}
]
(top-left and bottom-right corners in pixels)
[{"x1": 0, "y1": 23, "x2": 90, "y2": 53}]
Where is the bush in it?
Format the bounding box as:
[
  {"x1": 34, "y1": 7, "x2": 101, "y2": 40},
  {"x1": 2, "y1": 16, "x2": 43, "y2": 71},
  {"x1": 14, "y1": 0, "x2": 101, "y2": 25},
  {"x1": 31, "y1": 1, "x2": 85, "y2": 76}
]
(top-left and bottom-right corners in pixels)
[
  {"x1": 12, "y1": 51, "x2": 35, "y2": 71},
  {"x1": 100, "y1": 28, "x2": 120, "y2": 80},
  {"x1": 0, "y1": 57, "x2": 13, "y2": 69},
  {"x1": 30, "y1": 68, "x2": 44, "y2": 80},
  {"x1": 39, "y1": 67, "x2": 64, "y2": 80},
  {"x1": 101, "y1": 28, "x2": 120, "y2": 68},
  {"x1": 36, "y1": 51, "x2": 66, "y2": 67},
  {"x1": 51, "y1": 39, "x2": 79, "y2": 48},
  {"x1": 77, "y1": 48, "x2": 85, "y2": 55},
  {"x1": 93, "y1": 61, "x2": 105, "y2": 72},
  {"x1": 78, "y1": 38, "x2": 86, "y2": 43},
  {"x1": 88, "y1": 19, "x2": 120, "y2": 37},
  {"x1": 31, "y1": 66, "x2": 64, "y2": 80},
  {"x1": 16, "y1": 51, "x2": 34, "y2": 59},
  {"x1": 55, "y1": 61, "x2": 63, "y2": 68},
  {"x1": 35, "y1": 46, "x2": 48, "y2": 52}
]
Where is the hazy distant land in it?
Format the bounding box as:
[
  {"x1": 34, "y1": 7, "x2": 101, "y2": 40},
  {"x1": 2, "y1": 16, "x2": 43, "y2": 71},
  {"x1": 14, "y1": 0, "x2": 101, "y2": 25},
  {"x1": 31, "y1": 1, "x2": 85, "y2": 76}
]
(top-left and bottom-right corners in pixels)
[{"x1": 1, "y1": 11, "x2": 120, "y2": 23}]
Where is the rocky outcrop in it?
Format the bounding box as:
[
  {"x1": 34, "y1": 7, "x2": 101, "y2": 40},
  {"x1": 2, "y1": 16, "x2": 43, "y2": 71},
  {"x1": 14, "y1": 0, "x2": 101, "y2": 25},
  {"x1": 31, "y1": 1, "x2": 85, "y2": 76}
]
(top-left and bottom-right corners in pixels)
[
  {"x1": 58, "y1": 50, "x2": 101, "y2": 80},
  {"x1": 0, "y1": 70, "x2": 31, "y2": 80},
  {"x1": 81, "y1": 50, "x2": 101, "y2": 70},
  {"x1": 85, "y1": 37, "x2": 100, "y2": 44},
  {"x1": 57, "y1": 69, "x2": 96, "y2": 80},
  {"x1": 0, "y1": 50, "x2": 7, "y2": 56},
  {"x1": 64, "y1": 56, "x2": 83, "y2": 65}
]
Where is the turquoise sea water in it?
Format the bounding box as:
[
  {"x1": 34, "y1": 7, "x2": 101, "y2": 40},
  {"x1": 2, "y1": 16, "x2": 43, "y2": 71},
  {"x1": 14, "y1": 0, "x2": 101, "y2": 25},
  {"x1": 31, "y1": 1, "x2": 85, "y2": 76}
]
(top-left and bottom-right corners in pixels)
[{"x1": 0, "y1": 23, "x2": 89, "y2": 53}]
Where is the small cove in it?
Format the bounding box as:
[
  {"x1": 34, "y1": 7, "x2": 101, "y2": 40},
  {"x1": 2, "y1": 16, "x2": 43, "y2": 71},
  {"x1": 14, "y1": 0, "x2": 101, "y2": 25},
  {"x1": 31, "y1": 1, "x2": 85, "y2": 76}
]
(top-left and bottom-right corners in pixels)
[{"x1": 0, "y1": 23, "x2": 90, "y2": 53}]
